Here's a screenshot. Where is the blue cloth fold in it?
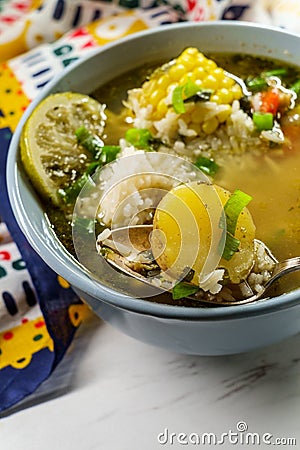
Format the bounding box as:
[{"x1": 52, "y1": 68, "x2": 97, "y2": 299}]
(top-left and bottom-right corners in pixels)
[{"x1": 0, "y1": 127, "x2": 81, "y2": 413}]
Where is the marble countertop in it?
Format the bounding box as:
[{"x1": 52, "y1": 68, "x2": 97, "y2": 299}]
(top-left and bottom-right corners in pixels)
[{"x1": 1, "y1": 313, "x2": 300, "y2": 449}]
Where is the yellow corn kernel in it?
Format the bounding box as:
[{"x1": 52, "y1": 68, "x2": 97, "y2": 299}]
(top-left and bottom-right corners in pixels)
[
  {"x1": 213, "y1": 67, "x2": 225, "y2": 81},
  {"x1": 180, "y1": 72, "x2": 195, "y2": 84},
  {"x1": 188, "y1": 71, "x2": 197, "y2": 82},
  {"x1": 150, "y1": 89, "x2": 165, "y2": 106},
  {"x1": 216, "y1": 105, "x2": 232, "y2": 123},
  {"x1": 221, "y1": 76, "x2": 235, "y2": 89},
  {"x1": 218, "y1": 88, "x2": 233, "y2": 104},
  {"x1": 181, "y1": 112, "x2": 192, "y2": 125},
  {"x1": 169, "y1": 63, "x2": 186, "y2": 81},
  {"x1": 177, "y1": 54, "x2": 196, "y2": 71},
  {"x1": 144, "y1": 79, "x2": 157, "y2": 96},
  {"x1": 167, "y1": 82, "x2": 178, "y2": 95},
  {"x1": 194, "y1": 79, "x2": 203, "y2": 89},
  {"x1": 196, "y1": 54, "x2": 207, "y2": 67},
  {"x1": 203, "y1": 59, "x2": 217, "y2": 72},
  {"x1": 182, "y1": 47, "x2": 199, "y2": 57},
  {"x1": 157, "y1": 74, "x2": 171, "y2": 90},
  {"x1": 191, "y1": 106, "x2": 205, "y2": 124},
  {"x1": 202, "y1": 74, "x2": 219, "y2": 90},
  {"x1": 202, "y1": 117, "x2": 219, "y2": 134},
  {"x1": 231, "y1": 84, "x2": 243, "y2": 99},
  {"x1": 152, "y1": 110, "x2": 164, "y2": 121},
  {"x1": 157, "y1": 98, "x2": 168, "y2": 117},
  {"x1": 210, "y1": 94, "x2": 221, "y2": 104},
  {"x1": 131, "y1": 47, "x2": 245, "y2": 136},
  {"x1": 193, "y1": 66, "x2": 206, "y2": 80},
  {"x1": 139, "y1": 93, "x2": 148, "y2": 107},
  {"x1": 189, "y1": 122, "x2": 201, "y2": 135}
]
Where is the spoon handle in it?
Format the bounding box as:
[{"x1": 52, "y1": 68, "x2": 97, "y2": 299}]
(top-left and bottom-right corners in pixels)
[
  {"x1": 264, "y1": 256, "x2": 300, "y2": 289},
  {"x1": 190, "y1": 256, "x2": 300, "y2": 307}
]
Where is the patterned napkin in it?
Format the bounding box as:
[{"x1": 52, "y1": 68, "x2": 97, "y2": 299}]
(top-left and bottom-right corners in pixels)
[{"x1": 0, "y1": 0, "x2": 299, "y2": 414}]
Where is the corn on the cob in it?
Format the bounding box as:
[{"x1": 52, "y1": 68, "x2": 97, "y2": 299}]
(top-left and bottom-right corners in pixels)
[{"x1": 126, "y1": 47, "x2": 243, "y2": 142}]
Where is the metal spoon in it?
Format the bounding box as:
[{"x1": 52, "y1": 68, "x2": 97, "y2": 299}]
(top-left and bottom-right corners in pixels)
[{"x1": 97, "y1": 224, "x2": 300, "y2": 306}]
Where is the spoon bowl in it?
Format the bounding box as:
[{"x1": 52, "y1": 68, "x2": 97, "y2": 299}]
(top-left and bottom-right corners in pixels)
[{"x1": 97, "y1": 224, "x2": 300, "y2": 306}]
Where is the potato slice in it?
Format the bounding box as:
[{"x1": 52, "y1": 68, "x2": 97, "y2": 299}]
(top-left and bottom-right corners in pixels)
[{"x1": 151, "y1": 182, "x2": 255, "y2": 286}]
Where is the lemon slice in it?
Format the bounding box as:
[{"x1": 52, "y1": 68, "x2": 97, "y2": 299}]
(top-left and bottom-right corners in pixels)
[{"x1": 20, "y1": 92, "x2": 106, "y2": 206}]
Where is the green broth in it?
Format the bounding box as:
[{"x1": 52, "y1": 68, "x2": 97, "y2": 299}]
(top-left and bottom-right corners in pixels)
[{"x1": 46, "y1": 52, "x2": 300, "y2": 301}]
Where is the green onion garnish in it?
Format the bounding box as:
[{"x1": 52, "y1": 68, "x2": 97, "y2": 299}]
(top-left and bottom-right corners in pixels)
[
  {"x1": 290, "y1": 80, "x2": 300, "y2": 95},
  {"x1": 222, "y1": 233, "x2": 240, "y2": 261},
  {"x1": 60, "y1": 127, "x2": 121, "y2": 205},
  {"x1": 222, "y1": 189, "x2": 252, "y2": 261},
  {"x1": 172, "y1": 85, "x2": 187, "y2": 114},
  {"x1": 76, "y1": 126, "x2": 120, "y2": 162},
  {"x1": 246, "y1": 77, "x2": 268, "y2": 92},
  {"x1": 172, "y1": 281, "x2": 199, "y2": 300},
  {"x1": 172, "y1": 79, "x2": 209, "y2": 114},
  {"x1": 58, "y1": 161, "x2": 100, "y2": 204},
  {"x1": 252, "y1": 112, "x2": 274, "y2": 131},
  {"x1": 76, "y1": 126, "x2": 104, "y2": 159},
  {"x1": 99, "y1": 145, "x2": 121, "y2": 164},
  {"x1": 224, "y1": 189, "x2": 252, "y2": 236},
  {"x1": 194, "y1": 156, "x2": 220, "y2": 177},
  {"x1": 246, "y1": 68, "x2": 288, "y2": 93},
  {"x1": 125, "y1": 128, "x2": 153, "y2": 150},
  {"x1": 262, "y1": 68, "x2": 288, "y2": 78}
]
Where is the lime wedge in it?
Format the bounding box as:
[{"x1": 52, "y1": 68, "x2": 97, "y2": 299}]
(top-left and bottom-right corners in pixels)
[{"x1": 20, "y1": 92, "x2": 106, "y2": 206}]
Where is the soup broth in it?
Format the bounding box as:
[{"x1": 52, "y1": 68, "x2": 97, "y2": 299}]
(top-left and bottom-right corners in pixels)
[{"x1": 46, "y1": 52, "x2": 300, "y2": 302}]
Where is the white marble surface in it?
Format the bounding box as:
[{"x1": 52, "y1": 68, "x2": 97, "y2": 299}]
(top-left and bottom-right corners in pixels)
[{"x1": 1, "y1": 313, "x2": 300, "y2": 449}]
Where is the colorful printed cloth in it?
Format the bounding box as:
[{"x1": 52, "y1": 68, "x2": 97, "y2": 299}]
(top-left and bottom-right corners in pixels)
[{"x1": 0, "y1": 0, "x2": 299, "y2": 414}]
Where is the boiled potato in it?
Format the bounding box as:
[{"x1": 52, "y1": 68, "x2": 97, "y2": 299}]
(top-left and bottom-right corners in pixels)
[{"x1": 151, "y1": 182, "x2": 255, "y2": 286}]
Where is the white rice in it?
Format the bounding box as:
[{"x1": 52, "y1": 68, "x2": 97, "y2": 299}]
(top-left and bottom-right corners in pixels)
[
  {"x1": 91, "y1": 95, "x2": 277, "y2": 301},
  {"x1": 92, "y1": 146, "x2": 202, "y2": 229},
  {"x1": 127, "y1": 96, "x2": 273, "y2": 165}
]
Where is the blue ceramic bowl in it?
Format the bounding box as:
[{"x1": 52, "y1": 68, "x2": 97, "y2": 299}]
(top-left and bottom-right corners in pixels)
[{"x1": 7, "y1": 22, "x2": 300, "y2": 355}]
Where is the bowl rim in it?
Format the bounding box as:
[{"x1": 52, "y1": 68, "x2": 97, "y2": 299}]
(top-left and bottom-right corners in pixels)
[{"x1": 7, "y1": 20, "x2": 300, "y2": 320}]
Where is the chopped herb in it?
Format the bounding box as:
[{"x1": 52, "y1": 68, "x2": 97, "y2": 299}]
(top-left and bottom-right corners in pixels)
[
  {"x1": 172, "y1": 79, "x2": 211, "y2": 114},
  {"x1": 125, "y1": 128, "x2": 154, "y2": 150},
  {"x1": 194, "y1": 156, "x2": 220, "y2": 177},
  {"x1": 184, "y1": 79, "x2": 202, "y2": 98},
  {"x1": 222, "y1": 232, "x2": 240, "y2": 261},
  {"x1": 246, "y1": 77, "x2": 268, "y2": 92},
  {"x1": 58, "y1": 161, "x2": 100, "y2": 204},
  {"x1": 172, "y1": 85, "x2": 187, "y2": 114},
  {"x1": 290, "y1": 80, "x2": 300, "y2": 96},
  {"x1": 65, "y1": 126, "x2": 121, "y2": 204},
  {"x1": 222, "y1": 189, "x2": 252, "y2": 261},
  {"x1": 99, "y1": 145, "x2": 121, "y2": 164},
  {"x1": 76, "y1": 126, "x2": 104, "y2": 159},
  {"x1": 253, "y1": 112, "x2": 274, "y2": 131},
  {"x1": 246, "y1": 68, "x2": 288, "y2": 93},
  {"x1": 172, "y1": 281, "x2": 199, "y2": 300},
  {"x1": 224, "y1": 189, "x2": 252, "y2": 236},
  {"x1": 76, "y1": 126, "x2": 121, "y2": 162},
  {"x1": 262, "y1": 68, "x2": 288, "y2": 78}
]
